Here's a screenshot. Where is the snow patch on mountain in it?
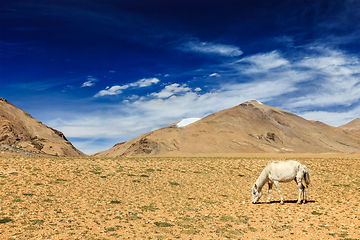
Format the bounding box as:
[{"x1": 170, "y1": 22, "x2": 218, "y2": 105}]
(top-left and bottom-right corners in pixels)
[{"x1": 177, "y1": 118, "x2": 201, "y2": 127}]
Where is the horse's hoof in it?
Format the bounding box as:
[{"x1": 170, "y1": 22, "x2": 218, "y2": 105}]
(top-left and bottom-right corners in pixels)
[
  {"x1": 280, "y1": 201, "x2": 284, "y2": 205},
  {"x1": 266, "y1": 200, "x2": 271, "y2": 204},
  {"x1": 302, "y1": 200, "x2": 306, "y2": 204},
  {"x1": 297, "y1": 201, "x2": 301, "y2": 205}
]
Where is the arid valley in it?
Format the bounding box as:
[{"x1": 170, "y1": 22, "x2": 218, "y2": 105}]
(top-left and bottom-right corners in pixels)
[
  {"x1": 1, "y1": 98, "x2": 360, "y2": 239},
  {"x1": 1, "y1": 154, "x2": 359, "y2": 239}
]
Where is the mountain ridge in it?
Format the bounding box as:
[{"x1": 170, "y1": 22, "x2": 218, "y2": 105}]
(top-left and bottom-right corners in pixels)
[
  {"x1": 0, "y1": 98, "x2": 86, "y2": 157},
  {"x1": 339, "y1": 118, "x2": 360, "y2": 135},
  {"x1": 92, "y1": 100, "x2": 360, "y2": 157}
]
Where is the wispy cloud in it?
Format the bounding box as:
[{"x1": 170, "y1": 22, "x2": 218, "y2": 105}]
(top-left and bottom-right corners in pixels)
[
  {"x1": 237, "y1": 51, "x2": 289, "y2": 74},
  {"x1": 81, "y1": 76, "x2": 98, "y2": 87},
  {"x1": 151, "y1": 83, "x2": 191, "y2": 99},
  {"x1": 10, "y1": 74, "x2": 91, "y2": 91},
  {"x1": 131, "y1": 78, "x2": 160, "y2": 87},
  {"x1": 179, "y1": 40, "x2": 243, "y2": 57},
  {"x1": 284, "y1": 46, "x2": 360, "y2": 109},
  {"x1": 94, "y1": 85, "x2": 129, "y2": 97},
  {"x1": 299, "y1": 105, "x2": 360, "y2": 127},
  {"x1": 209, "y1": 73, "x2": 221, "y2": 77},
  {"x1": 94, "y1": 77, "x2": 160, "y2": 97}
]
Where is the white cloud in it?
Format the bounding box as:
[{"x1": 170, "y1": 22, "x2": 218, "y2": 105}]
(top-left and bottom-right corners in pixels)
[
  {"x1": 81, "y1": 76, "x2": 98, "y2": 87},
  {"x1": 296, "y1": 47, "x2": 350, "y2": 70},
  {"x1": 299, "y1": 105, "x2": 360, "y2": 127},
  {"x1": 209, "y1": 73, "x2": 221, "y2": 77},
  {"x1": 237, "y1": 50, "x2": 289, "y2": 74},
  {"x1": 151, "y1": 83, "x2": 191, "y2": 98},
  {"x1": 285, "y1": 80, "x2": 360, "y2": 109},
  {"x1": 70, "y1": 139, "x2": 114, "y2": 156},
  {"x1": 94, "y1": 85, "x2": 129, "y2": 97},
  {"x1": 180, "y1": 40, "x2": 243, "y2": 57},
  {"x1": 94, "y1": 77, "x2": 160, "y2": 97},
  {"x1": 283, "y1": 47, "x2": 360, "y2": 109},
  {"x1": 131, "y1": 77, "x2": 160, "y2": 87}
]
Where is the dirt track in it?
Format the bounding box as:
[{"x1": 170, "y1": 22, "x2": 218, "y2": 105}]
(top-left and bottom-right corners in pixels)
[{"x1": 0, "y1": 155, "x2": 359, "y2": 239}]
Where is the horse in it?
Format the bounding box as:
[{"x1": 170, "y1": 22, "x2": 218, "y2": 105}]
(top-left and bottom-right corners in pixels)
[{"x1": 251, "y1": 160, "x2": 310, "y2": 205}]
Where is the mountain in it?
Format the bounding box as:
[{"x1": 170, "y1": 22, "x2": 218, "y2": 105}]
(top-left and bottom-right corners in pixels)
[
  {"x1": 339, "y1": 118, "x2": 360, "y2": 135},
  {"x1": 92, "y1": 100, "x2": 360, "y2": 157},
  {"x1": 0, "y1": 98, "x2": 86, "y2": 157}
]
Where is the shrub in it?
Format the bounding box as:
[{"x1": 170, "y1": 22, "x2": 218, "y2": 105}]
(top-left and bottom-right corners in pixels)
[
  {"x1": 22, "y1": 193, "x2": 34, "y2": 196},
  {"x1": 0, "y1": 217, "x2": 13, "y2": 224},
  {"x1": 311, "y1": 211, "x2": 322, "y2": 216},
  {"x1": 140, "y1": 205, "x2": 158, "y2": 211},
  {"x1": 169, "y1": 182, "x2": 180, "y2": 186},
  {"x1": 154, "y1": 222, "x2": 173, "y2": 227}
]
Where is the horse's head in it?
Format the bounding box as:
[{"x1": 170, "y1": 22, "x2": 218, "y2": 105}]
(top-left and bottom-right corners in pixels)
[{"x1": 251, "y1": 184, "x2": 262, "y2": 204}]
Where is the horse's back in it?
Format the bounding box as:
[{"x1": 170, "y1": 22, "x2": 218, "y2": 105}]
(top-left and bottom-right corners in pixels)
[
  {"x1": 268, "y1": 160, "x2": 301, "y2": 182},
  {"x1": 269, "y1": 160, "x2": 300, "y2": 170}
]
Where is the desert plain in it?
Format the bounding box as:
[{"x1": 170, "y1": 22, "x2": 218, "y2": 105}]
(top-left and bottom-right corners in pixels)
[{"x1": 0, "y1": 154, "x2": 359, "y2": 239}]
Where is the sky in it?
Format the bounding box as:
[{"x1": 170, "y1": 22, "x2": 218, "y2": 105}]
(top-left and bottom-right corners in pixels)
[{"x1": 1, "y1": 0, "x2": 360, "y2": 155}]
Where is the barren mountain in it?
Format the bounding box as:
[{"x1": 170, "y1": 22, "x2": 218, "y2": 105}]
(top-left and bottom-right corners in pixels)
[
  {"x1": 93, "y1": 100, "x2": 360, "y2": 157},
  {"x1": 339, "y1": 118, "x2": 360, "y2": 135},
  {"x1": 0, "y1": 98, "x2": 86, "y2": 157}
]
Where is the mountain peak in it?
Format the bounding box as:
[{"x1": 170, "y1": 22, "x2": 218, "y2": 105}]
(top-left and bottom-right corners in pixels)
[
  {"x1": 0, "y1": 99, "x2": 86, "y2": 157},
  {"x1": 241, "y1": 100, "x2": 262, "y2": 105},
  {"x1": 339, "y1": 118, "x2": 360, "y2": 134},
  {"x1": 93, "y1": 102, "x2": 360, "y2": 157}
]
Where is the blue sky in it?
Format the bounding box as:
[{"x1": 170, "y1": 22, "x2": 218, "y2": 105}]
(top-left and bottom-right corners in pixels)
[{"x1": 1, "y1": 0, "x2": 360, "y2": 154}]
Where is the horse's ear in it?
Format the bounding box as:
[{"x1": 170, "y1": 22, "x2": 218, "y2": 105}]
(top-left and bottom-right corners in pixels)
[{"x1": 254, "y1": 184, "x2": 257, "y2": 189}]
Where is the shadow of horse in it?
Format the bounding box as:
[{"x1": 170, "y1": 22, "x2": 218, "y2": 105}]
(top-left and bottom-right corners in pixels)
[{"x1": 256, "y1": 200, "x2": 316, "y2": 205}]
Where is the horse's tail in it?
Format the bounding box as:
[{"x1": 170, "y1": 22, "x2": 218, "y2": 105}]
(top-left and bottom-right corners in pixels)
[{"x1": 303, "y1": 165, "x2": 310, "y2": 187}]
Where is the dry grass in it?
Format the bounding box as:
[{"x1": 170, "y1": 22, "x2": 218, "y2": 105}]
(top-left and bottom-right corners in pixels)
[{"x1": 0, "y1": 156, "x2": 359, "y2": 239}]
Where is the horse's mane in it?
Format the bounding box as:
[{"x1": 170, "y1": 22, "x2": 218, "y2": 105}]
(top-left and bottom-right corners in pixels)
[{"x1": 255, "y1": 163, "x2": 272, "y2": 190}]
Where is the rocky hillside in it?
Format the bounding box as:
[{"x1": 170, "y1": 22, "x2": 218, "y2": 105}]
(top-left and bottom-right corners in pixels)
[
  {"x1": 339, "y1": 118, "x2": 360, "y2": 135},
  {"x1": 93, "y1": 100, "x2": 360, "y2": 157},
  {"x1": 0, "y1": 98, "x2": 86, "y2": 157}
]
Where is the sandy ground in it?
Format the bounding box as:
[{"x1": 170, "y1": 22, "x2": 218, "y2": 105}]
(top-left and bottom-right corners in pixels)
[{"x1": 0, "y1": 155, "x2": 359, "y2": 239}]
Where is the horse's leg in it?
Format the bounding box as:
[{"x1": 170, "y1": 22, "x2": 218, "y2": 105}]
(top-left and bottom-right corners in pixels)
[
  {"x1": 273, "y1": 181, "x2": 284, "y2": 204},
  {"x1": 266, "y1": 182, "x2": 273, "y2": 203},
  {"x1": 302, "y1": 183, "x2": 306, "y2": 204},
  {"x1": 296, "y1": 173, "x2": 307, "y2": 204},
  {"x1": 296, "y1": 179, "x2": 304, "y2": 204}
]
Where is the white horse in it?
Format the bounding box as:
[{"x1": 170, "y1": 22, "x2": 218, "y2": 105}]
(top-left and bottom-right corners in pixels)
[{"x1": 251, "y1": 160, "x2": 310, "y2": 204}]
